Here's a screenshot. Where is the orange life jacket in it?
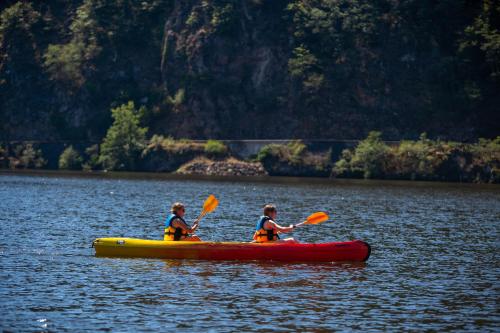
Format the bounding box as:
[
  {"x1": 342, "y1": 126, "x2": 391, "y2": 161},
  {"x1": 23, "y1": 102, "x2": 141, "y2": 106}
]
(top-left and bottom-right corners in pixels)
[
  {"x1": 253, "y1": 216, "x2": 280, "y2": 242},
  {"x1": 164, "y1": 214, "x2": 189, "y2": 241}
]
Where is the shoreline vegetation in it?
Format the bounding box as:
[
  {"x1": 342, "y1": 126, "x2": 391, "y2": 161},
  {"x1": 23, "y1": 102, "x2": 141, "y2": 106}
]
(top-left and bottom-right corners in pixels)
[{"x1": 1, "y1": 102, "x2": 499, "y2": 184}]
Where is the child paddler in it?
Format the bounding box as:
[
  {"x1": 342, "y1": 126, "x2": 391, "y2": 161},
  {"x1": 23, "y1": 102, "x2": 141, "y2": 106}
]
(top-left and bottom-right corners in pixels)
[
  {"x1": 164, "y1": 202, "x2": 202, "y2": 241},
  {"x1": 253, "y1": 204, "x2": 296, "y2": 243}
]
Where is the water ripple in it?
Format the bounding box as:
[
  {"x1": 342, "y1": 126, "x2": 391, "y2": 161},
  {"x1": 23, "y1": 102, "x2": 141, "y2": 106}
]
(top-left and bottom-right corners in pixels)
[{"x1": 0, "y1": 174, "x2": 499, "y2": 331}]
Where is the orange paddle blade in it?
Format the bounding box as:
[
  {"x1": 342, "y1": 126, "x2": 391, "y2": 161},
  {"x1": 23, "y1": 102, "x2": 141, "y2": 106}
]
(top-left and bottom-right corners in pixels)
[
  {"x1": 305, "y1": 212, "x2": 329, "y2": 225},
  {"x1": 202, "y1": 194, "x2": 219, "y2": 214}
]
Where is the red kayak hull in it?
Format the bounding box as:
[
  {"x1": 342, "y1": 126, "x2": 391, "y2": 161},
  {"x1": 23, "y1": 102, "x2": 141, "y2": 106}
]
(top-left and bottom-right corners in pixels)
[{"x1": 92, "y1": 238, "x2": 371, "y2": 262}]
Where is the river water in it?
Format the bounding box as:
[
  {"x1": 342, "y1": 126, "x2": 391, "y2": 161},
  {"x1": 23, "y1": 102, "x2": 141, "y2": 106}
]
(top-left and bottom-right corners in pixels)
[{"x1": 0, "y1": 172, "x2": 498, "y2": 331}]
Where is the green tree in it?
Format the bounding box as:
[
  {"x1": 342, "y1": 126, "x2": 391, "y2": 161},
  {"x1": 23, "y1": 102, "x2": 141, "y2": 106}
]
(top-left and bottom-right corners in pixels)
[
  {"x1": 460, "y1": 1, "x2": 500, "y2": 80},
  {"x1": 43, "y1": 0, "x2": 101, "y2": 87},
  {"x1": 347, "y1": 131, "x2": 390, "y2": 179},
  {"x1": 82, "y1": 144, "x2": 100, "y2": 171},
  {"x1": 99, "y1": 101, "x2": 148, "y2": 170},
  {"x1": 58, "y1": 146, "x2": 83, "y2": 170},
  {"x1": 458, "y1": 0, "x2": 500, "y2": 128},
  {"x1": 14, "y1": 144, "x2": 46, "y2": 169},
  {"x1": 210, "y1": 4, "x2": 236, "y2": 34}
]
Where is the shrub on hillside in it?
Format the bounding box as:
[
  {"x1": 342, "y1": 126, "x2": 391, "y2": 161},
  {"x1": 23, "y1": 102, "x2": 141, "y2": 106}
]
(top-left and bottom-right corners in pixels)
[
  {"x1": 140, "y1": 135, "x2": 205, "y2": 172},
  {"x1": 257, "y1": 141, "x2": 307, "y2": 164},
  {"x1": 336, "y1": 131, "x2": 390, "y2": 179},
  {"x1": 98, "y1": 101, "x2": 147, "y2": 171},
  {"x1": 469, "y1": 137, "x2": 500, "y2": 183},
  {"x1": 332, "y1": 149, "x2": 363, "y2": 178},
  {"x1": 58, "y1": 146, "x2": 83, "y2": 170},
  {"x1": 288, "y1": 140, "x2": 307, "y2": 162},
  {"x1": 333, "y1": 132, "x2": 500, "y2": 183},
  {"x1": 257, "y1": 144, "x2": 285, "y2": 162},
  {"x1": 390, "y1": 133, "x2": 448, "y2": 180},
  {"x1": 204, "y1": 140, "x2": 228, "y2": 158},
  {"x1": 82, "y1": 144, "x2": 100, "y2": 171},
  {"x1": 257, "y1": 140, "x2": 330, "y2": 177},
  {"x1": 333, "y1": 132, "x2": 459, "y2": 180},
  {"x1": 11, "y1": 144, "x2": 46, "y2": 169}
]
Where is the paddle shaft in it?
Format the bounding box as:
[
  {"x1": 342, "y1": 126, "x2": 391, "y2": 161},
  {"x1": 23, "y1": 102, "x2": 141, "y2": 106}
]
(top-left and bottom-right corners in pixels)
[
  {"x1": 294, "y1": 221, "x2": 307, "y2": 228},
  {"x1": 195, "y1": 210, "x2": 208, "y2": 222}
]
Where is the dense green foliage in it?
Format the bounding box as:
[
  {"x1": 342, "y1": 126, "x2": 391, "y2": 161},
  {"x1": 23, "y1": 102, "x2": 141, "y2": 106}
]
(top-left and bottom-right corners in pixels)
[
  {"x1": 58, "y1": 145, "x2": 83, "y2": 170},
  {"x1": 334, "y1": 133, "x2": 500, "y2": 183},
  {"x1": 7, "y1": 144, "x2": 47, "y2": 169},
  {"x1": 343, "y1": 131, "x2": 390, "y2": 178},
  {"x1": 0, "y1": 1, "x2": 499, "y2": 141},
  {"x1": 98, "y1": 102, "x2": 147, "y2": 170},
  {"x1": 82, "y1": 144, "x2": 100, "y2": 171},
  {"x1": 204, "y1": 140, "x2": 228, "y2": 158},
  {"x1": 17, "y1": 144, "x2": 46, "y2": 169},
  {"x1": 257, "y1": 141, "x2": 331, "y2": 177}
]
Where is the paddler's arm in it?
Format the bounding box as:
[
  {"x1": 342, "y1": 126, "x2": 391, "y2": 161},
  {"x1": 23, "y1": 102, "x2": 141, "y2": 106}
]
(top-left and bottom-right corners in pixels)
[
  {"x1": 172, "y1": 218, "x2": 198, "y2": 233},
  {"x1": 265, "y1": 220, "x2": 295, "y2": 233}
]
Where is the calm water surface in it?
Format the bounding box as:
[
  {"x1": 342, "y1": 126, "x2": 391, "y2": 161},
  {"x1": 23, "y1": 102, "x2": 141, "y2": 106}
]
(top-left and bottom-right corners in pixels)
[{"x1": 0, "y1": 172, "x2": 499, "y2": 331}]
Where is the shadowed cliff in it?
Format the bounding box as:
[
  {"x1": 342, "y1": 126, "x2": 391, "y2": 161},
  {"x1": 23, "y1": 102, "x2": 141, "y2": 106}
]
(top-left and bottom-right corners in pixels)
[{"x1": 1, "y1": 0, "x2": 499, "y2": 141}]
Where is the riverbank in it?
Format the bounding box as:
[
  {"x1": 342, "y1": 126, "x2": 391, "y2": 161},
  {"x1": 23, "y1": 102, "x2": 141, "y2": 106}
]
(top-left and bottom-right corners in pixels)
[{"x1": 1, "y1": 133, "x2": 499, "y2": 183}]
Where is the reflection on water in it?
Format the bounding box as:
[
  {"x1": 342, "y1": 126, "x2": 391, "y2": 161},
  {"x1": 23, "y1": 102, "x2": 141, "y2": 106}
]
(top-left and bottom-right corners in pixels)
[{"x1": 0, "y1": 172, "x2": 499, "y2": 331}]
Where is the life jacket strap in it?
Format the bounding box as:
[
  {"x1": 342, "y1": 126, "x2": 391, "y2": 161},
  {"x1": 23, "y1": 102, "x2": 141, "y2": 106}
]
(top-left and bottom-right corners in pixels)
[
  {"x1": 255, "y1": 231, "x2": 280, "y2": 241},
  {"x1": 164, "y1": 228, "x2": 189, "y2": 241}
]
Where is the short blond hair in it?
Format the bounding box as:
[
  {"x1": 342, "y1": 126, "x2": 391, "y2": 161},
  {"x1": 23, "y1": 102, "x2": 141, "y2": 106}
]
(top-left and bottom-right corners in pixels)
[
  {"x1": 171, "y1": 202, "x2": 185, "y2": 213},
  {"x1": 263, "y1": 204, "x2": 276, "y2": 216}
]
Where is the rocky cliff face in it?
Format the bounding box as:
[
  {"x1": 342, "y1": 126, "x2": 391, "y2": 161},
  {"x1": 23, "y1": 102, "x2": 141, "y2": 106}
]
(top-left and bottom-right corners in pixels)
[
  {"x1": 159, "y1": 0, "x2": 294, "y2": 139},
  {"x1": 158, "y1": 0, "x2": 500, "y2": 140},
  {"x1": 1, "y1": 0, "x2": 498, "y2": 141}
]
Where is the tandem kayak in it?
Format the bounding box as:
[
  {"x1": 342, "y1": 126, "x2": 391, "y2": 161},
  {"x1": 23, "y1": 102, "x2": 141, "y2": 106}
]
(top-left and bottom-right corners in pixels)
[{"x1": 92, "y1": 238, "x2": 371, "y2": 262}]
